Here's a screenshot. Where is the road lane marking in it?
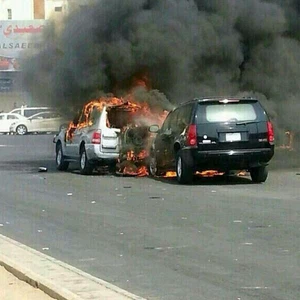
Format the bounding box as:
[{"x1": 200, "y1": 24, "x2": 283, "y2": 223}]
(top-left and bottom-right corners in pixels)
[{"x1": 78, "y1": 258, "x2": 96, "y2": 262}]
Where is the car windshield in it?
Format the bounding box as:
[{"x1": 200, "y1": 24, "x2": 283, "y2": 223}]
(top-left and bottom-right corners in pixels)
[{"x1": 197, "y1": 102, "x2": 260, "y2": 123}]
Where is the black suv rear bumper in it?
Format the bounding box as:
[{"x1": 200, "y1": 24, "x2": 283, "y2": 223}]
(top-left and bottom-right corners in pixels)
[{"x1": 187, "y1": 147, "x2": 274, "y2": 171}]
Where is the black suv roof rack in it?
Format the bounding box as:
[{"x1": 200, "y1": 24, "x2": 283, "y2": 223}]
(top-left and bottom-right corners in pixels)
[
  {"x1": 194, "y1": 96, "x2": 257, "y2": 101},
  {"x1": 177, "y1": 96, "x2": 258, "y2": 107}
]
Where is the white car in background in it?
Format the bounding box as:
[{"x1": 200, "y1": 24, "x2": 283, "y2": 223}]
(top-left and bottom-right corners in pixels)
[
  {"x1": 0, "y1": 113, "x2": 27, "y2": 134},
  {"x1": 10, "y1": 111, "x2": 69, "y2": 135},
  {"x1": 10, "y1": 106, "x2": 55, "y2": 118}
]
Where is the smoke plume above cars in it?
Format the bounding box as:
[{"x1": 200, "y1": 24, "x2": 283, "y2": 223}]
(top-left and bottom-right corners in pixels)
[{"x1": 22, "y1": 0, "x2": 300, "y2": 144}]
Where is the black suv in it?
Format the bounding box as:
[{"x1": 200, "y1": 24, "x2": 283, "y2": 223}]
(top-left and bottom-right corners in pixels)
[{"x1": 149, "y1": 97, "x2": 275, "y2": 184}]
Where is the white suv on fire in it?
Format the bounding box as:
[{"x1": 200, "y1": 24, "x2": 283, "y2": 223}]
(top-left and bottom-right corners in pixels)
[{"x1": 53, "y1": 104, "x2": 123, "y2": 175}]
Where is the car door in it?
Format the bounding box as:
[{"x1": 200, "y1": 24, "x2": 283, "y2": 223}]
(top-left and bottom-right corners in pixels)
[
  {"x1": 6, "y1": 114, "x2": 20, "y2": 132},
  {"x1": 42, "y1": 112, "x2": 61, "y2": 132},
  {"x1": 67, "y1": 126, "x2": 88, "y2": 158},
  {"x1": 154, "y1": 109, "x2": 179, "y2": 168},
  {"x1": 0, "y1": 114, "x2": 7, "y2": 132},
  {"x1": 195, "y1": 100, "x2": 264, "y2": 151},
  {"x1": 29, "y1": 113, "x2": 48, "y2": 132}
]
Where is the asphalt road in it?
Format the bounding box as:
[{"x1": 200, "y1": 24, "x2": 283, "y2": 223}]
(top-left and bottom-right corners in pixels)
[{"x1": 0, "y1": 134, "x2": 299, "y2": 300}]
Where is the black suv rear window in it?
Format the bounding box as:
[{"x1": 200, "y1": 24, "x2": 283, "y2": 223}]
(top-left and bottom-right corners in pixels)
[{"x1": 196, "y1": 102, "x2": 266, "y2": 124}]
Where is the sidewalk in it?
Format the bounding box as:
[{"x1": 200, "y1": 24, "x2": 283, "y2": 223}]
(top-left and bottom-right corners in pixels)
[
  {"x1": 0, "y1": 234, "x2": 145, "y2": 300},
  {"x1": 0, "y1": 266, "x2": 54, "y2": 300}
]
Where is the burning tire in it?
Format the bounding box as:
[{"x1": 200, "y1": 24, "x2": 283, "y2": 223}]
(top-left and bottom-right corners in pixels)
[
  {"x1": 176, "y1": 151, "x2": 193, "y2": 184},
  {"x1": 250, "y1": 166, "x2": 268, "y2": 183},
  {"x1": 56, "y1": 143, "x2": 69, "y2": 171},
  {"x1": 79, "y1": 146, "x2": 94, "y2": 175}
]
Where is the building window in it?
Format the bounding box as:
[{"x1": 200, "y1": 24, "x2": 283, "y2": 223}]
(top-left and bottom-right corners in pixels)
[
  {"x1": 54, "y1": 6, "x2": 62, "y2": 12},
  {"x1": 7, "y1": 9, "x2": 12, "y2": 19}
]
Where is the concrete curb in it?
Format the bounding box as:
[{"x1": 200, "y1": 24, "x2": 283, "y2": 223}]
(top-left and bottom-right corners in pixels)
[{"x1": 0, "y1": 234, "x2": 146, "y2": 300}]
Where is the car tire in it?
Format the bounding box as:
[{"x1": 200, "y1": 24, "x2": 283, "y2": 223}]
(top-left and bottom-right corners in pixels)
[
  {"x1": 16, "y1": 125, "x2": 28, "y2": 135},
  {"x1": 149, "y1": 152, "x2": 164, "y2": 177},
  {"x1": 250, "y1": 166, "x2": 268, "y2": 183},
  {"x1": 56, "y1": 143, "x2": 69, "y2": 171},
  {"x1": 176, "y1": 151, "x2": 193, "y2": 184},
  {"x1": 79, "y1": 146, "x2": 94, "y2": 175}
]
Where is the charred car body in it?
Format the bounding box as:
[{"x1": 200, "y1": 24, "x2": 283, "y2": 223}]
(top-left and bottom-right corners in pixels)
[{"x1": 149, "y1": 97, "x2": 275, "y2": 184}]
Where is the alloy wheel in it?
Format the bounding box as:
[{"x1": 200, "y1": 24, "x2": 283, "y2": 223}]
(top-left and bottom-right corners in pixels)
[{"x1": 16, "y1": 125, "x2": 27, "y2": 135}]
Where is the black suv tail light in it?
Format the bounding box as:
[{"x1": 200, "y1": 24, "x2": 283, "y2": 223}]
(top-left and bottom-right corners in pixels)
[
  {"x1": 186, "y1": 124, "x2": 197, "y2": 146},
  {"x1": 267, "y1": 121, "x2": 274, "y2": 144}
]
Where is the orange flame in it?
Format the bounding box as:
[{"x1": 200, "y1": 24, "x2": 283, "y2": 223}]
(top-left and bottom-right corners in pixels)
[
  {"x1": 196, "y1": 170, "x2": 224, "y2": 177},
  {"x1": 164, "y1": 171, "x2": 177, "y2": 178},
  {"x1": 66, "y1": 90, "x2": 169, "y2": 176}
]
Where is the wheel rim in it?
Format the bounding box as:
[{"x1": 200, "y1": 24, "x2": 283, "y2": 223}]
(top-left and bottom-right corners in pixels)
[
  {"x1": 80, "y1": 152, "x2": 86, "y2": 170},
  {"x1": 56, "y1": 149, "x2": 62, "y2": 165},
  {"x1": 177, "y1": 157, "x2": 182, "y2": 178},
  {"x1": 149, "y1": 155, "x2": 157, "y2": 176},
  {"x1": 17, "y1": 125, "x2": 26, "y2": 135}
]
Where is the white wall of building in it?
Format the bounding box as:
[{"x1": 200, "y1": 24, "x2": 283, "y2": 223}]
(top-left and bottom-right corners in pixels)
[
  {"x1": 0, "y1": 0, "x2": 97, "y2": 21},
  {"x1": 0, "y1": 0, "x2": 34, "y2": 20}
]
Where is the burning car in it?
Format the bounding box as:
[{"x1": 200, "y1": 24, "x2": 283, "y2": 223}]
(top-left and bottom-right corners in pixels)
[{"x1": 53, "y1": 96, "x2": 168, "y2": 175}]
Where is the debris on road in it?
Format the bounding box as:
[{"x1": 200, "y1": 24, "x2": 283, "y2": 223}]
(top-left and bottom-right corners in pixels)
[{"x1": 38, "y1": 167, "x2": 48, "y2": 172}]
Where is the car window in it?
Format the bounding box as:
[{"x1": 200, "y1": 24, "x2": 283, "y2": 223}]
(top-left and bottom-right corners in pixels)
[
  {"x1": 7, "y1": 115, "x2": 18, "y2": 120},
  {"x1": 24, "y1": 109, "x2": 39, "y2": 117},
  {"x1": 0, "y1": 115, "x2": 5, "y2": 120},
  {"x1": 48, "y1": 112, "x2": 61, "y2": 118},
  {"x1": 176, "y1": 104, "x2": 193, "y2": 133},
  {"x1": 197, "y1": 103, "x2": 259, "y2": 123},
  {"x1": 160, "y1": 111, "x2": 173, "y2": 132},
  {"x1": 10, "y1": 109, "x2": 21, "y2": 115},
  {"x1": 169, "y1": 109, "x2": 180, "y2": 133},
  {"x1": 31, "y1": 113, "x2": 46, "y2": 119}
]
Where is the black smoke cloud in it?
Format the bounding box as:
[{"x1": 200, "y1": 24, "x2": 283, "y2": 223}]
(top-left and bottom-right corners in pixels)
[{"x1": 23, "y1": 0, "x2": 300, "y2": 145}]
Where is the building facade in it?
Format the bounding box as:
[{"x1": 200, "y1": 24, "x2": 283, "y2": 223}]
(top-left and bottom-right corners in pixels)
[
  {"x1": 0, "y1": 0, "x2": 96, "y2": 21},
  {"x1": 0, "y1": 0, "x2": 95, "y2": 111},
  {"x1": 0, "y1": 0, "x2": 70, "y2": 21}
]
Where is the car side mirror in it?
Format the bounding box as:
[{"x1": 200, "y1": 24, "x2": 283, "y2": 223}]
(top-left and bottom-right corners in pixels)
[{"x1": 148, "y1": 125, "x2": 160, "y2": 133}]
